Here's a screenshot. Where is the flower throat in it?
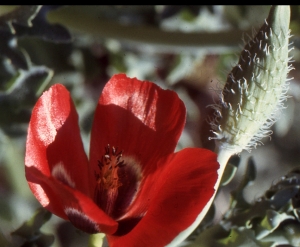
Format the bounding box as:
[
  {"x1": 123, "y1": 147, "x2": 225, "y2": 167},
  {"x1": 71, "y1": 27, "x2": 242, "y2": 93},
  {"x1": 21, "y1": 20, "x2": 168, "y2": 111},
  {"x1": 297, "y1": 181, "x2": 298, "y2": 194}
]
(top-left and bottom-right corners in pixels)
[{"x1": 94, "y1": 145, "x2": 141, "y2": 219}]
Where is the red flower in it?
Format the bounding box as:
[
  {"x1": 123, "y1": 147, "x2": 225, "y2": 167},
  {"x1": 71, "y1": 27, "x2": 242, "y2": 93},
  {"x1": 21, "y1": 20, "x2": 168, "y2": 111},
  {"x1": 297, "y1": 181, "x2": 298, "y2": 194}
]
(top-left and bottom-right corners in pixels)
[{"x1": 25, "y1": 74, "x2": 219, "y2": 247}]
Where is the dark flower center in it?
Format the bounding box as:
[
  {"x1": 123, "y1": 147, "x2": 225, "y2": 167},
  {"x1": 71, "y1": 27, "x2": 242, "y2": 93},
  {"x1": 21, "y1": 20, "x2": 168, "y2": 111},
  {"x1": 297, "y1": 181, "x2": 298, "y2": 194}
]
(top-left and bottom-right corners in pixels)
[{"x1": 94, "y1": 145, "x2": 142, "y2": 219}]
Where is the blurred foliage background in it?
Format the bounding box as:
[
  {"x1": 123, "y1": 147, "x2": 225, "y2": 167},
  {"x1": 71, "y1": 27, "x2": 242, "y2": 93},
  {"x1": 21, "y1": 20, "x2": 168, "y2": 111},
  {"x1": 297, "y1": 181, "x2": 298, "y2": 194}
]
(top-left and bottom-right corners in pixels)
[{"x1": 1, "y1": 5, "x2": 300, "y2": 247}]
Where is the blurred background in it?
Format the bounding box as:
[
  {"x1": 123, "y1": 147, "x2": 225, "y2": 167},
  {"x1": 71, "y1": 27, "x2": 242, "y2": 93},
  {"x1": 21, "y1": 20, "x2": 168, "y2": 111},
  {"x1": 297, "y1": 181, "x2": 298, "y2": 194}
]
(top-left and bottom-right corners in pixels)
[{"x1": 1, "y1": 5, "x2": 300, "y2": 247}]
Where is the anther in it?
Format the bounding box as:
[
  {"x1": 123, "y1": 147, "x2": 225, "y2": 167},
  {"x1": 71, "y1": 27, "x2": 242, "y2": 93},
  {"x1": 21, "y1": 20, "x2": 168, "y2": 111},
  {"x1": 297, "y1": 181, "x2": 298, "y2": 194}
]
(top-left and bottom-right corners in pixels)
[
  {"x1": 105, "y1": 144, "x2": 110, "y2": 154},
  {"x1": 118, "y1": 160, "x2": 125, "y2": 167}
]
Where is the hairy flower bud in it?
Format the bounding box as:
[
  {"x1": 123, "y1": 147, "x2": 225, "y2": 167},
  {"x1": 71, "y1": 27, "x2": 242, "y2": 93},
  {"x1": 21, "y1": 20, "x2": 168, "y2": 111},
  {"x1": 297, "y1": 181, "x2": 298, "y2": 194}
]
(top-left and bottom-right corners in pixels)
[{"x1": 211, "y1": 6, "x2": 293, "y2": 154}]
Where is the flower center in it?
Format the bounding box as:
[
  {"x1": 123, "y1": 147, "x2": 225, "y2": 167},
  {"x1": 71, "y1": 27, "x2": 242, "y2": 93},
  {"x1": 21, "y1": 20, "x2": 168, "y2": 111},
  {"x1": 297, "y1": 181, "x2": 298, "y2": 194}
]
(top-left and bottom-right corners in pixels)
[{"x1": 94, "y1": 145, "x2": 141, "y2": 219}]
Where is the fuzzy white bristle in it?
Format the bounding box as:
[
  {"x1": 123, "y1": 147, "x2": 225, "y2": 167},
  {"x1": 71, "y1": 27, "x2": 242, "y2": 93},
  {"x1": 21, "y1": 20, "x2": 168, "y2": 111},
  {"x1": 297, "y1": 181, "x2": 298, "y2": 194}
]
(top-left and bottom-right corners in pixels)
[{"x1": 209, "y1": 6, "x2": 293, "y2": 155}]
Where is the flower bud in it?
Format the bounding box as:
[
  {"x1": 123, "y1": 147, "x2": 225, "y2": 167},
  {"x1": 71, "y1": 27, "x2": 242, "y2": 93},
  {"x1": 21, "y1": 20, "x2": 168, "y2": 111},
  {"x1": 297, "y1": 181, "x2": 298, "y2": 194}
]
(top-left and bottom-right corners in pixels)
[{"x1": 211, "y1": 6, "x2": 293, "y2": 154}]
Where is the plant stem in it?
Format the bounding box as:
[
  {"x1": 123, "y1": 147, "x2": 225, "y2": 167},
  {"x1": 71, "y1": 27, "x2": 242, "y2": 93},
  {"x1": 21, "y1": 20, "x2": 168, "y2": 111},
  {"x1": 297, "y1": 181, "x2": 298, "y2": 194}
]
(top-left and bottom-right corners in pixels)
[
  {"x1": 46, "y1": 6, "x2": 251, "y2": 53},
  {"x1": 215, "y1": 148, "x2": 233, "y2": 190}
]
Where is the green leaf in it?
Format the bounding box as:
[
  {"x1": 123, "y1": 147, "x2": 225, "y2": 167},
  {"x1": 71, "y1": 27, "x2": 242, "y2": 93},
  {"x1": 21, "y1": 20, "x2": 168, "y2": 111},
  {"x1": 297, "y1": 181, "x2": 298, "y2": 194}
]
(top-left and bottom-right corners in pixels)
[
  {"x1": 230, "y1": 157, "x2": 256, "y2": 211},
  {"x1": 220, "y1": 155, "x2": 240, "y2": 186},
  {"x1": 188, "y1": 224, "x2": 228, "y2": 247},
  {"x1": 179, "y1": 8, "x2": 197, "y2": 22},
  {"x1": 256, "y1": 210, "x2": 294, "y2": 239},
  {"x1": 0, "y1": 6, "x2": 41, "y2": 33},
  {"x1": 0, "y1": 65, "x2": 53, "y2": 128},
  {"x1": 11, "y1": 207, "x2": 52, "y2": 239},
  {"x1": 218, "y1": 228, "x2": 273, "y2": 247},
  {"x1": 11, "y1": 207, "x2": 54, "y2": 247},
  {"x1": 0, "y1": 230, "x2": 12, "y2": 247}
]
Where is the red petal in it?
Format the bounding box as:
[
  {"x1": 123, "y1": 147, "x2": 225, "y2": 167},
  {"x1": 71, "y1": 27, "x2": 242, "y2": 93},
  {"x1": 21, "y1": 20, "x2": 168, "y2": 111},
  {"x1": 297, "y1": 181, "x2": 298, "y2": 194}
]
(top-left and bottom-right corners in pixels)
[
  {"x1": 25, "y1": 84, "x2": 91, "y2": 216},
  {"x1": 107, "y1": 148, "x2": 219, "y2": 247},
  {"x1": 90, "y1": 74, "x2": 186, "y2": 184},
  {"x1": 26, "y1": 166, "x2": 118, "y2": 234}
]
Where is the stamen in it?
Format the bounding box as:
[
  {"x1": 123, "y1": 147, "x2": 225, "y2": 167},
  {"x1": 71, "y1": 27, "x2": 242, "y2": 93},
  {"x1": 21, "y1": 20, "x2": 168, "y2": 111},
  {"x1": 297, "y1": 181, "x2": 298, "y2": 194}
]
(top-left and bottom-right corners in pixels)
[{"x1": 94, "y1": 145, "x2": 142, "y2": 219}]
